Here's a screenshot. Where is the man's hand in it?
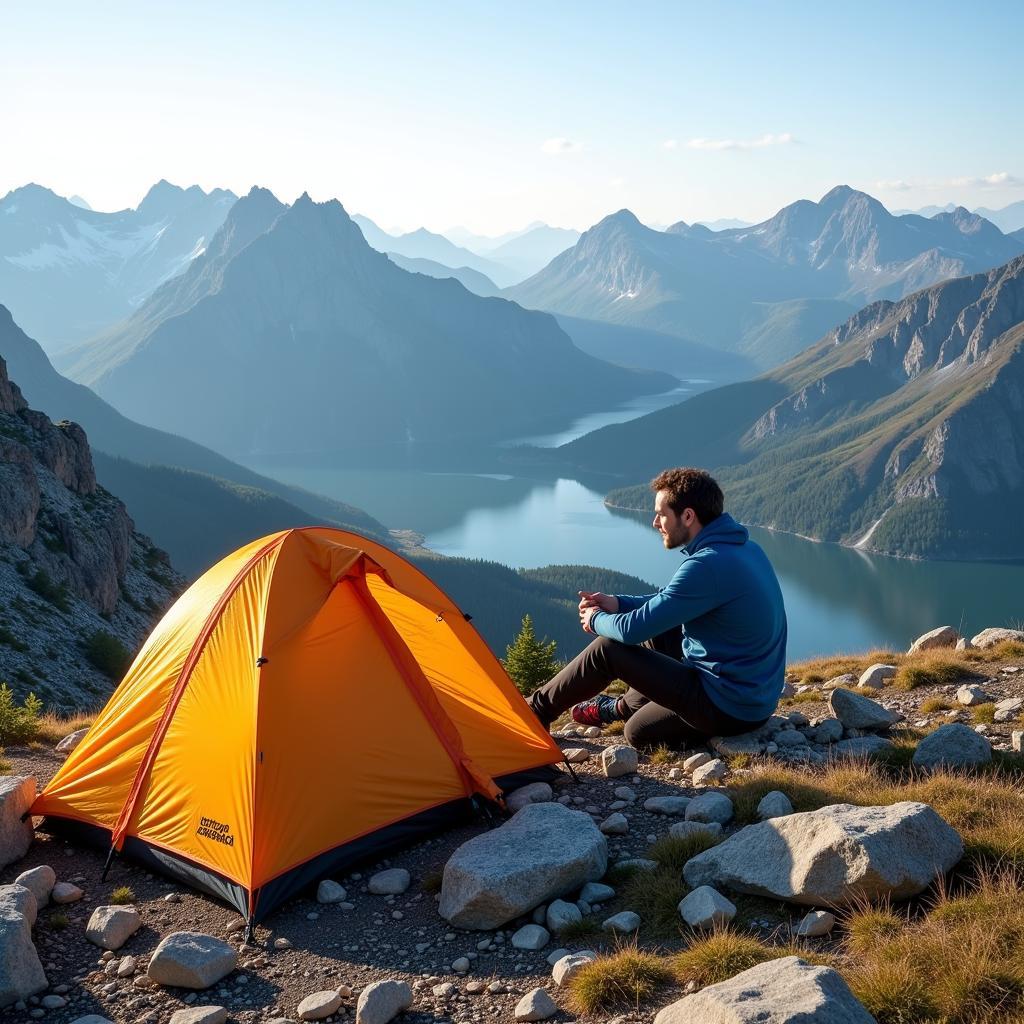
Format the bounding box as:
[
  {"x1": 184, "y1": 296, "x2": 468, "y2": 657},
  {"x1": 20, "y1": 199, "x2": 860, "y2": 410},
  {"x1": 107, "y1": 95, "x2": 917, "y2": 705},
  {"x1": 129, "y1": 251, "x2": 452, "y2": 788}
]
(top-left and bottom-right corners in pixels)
[
  {"x1": 580, "y1": 604, "x2": 600, "y2": 634},
  {"x1": 578, "y1": 590, "x2": 619, "y2": 614}
]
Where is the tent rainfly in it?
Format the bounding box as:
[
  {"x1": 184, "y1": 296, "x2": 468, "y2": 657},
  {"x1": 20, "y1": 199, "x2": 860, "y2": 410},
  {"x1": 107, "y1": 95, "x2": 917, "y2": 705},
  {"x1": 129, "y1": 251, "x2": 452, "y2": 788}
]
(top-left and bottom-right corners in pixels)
[{"x1": 33, "y1": 528, "x2": 563, "y2": 926}]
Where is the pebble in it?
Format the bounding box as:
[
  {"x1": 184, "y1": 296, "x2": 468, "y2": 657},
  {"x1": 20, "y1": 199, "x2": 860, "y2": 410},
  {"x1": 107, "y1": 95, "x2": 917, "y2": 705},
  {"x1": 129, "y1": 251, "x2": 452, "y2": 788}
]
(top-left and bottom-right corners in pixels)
[
  {"x1": 797, "y1": 910, "x2": 836, "y2": 937},
  {"x1": 368, "y1": 869, "x2": 410, "y2": 895},
  {"x1": 451, "y1": 957, "x2": 471, "y2": 973},
  {"x1": 599, "y1": 812, "x2": 629, "y2": 835}
]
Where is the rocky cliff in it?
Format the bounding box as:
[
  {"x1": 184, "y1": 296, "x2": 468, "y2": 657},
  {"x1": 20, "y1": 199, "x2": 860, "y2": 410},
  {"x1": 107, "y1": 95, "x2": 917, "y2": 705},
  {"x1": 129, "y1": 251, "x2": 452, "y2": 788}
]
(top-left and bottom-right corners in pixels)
[{"x1": 0, "y1": 356, "x2": 181, "y2": 710}]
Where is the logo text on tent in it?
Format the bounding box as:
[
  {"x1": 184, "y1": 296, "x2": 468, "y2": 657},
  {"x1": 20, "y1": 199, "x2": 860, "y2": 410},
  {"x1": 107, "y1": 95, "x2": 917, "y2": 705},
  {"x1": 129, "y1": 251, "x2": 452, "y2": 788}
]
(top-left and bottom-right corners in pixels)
[{"x1": 196, "y1": 816, "x2": 235, "y2": 847}]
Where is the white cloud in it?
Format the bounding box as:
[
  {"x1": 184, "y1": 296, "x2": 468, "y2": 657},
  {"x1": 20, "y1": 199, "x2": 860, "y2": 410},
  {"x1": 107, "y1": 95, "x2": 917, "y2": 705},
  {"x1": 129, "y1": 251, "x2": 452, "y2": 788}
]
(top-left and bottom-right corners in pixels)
[
  {"x1": 663, "y1": 139, "x2": 678, "y2": 150},
  {"x1": 949, "y1": 171, "x2": 1020, "y2": 188},
  {"x1": 874, "y1": 179, "x2": 913, "y2": 191},
  {"x1": 688, "y1": 132, "x2": 795, "y2": 151},
  {"x1": 541, "y1": 137, "x2": 583, "y2": 155}
]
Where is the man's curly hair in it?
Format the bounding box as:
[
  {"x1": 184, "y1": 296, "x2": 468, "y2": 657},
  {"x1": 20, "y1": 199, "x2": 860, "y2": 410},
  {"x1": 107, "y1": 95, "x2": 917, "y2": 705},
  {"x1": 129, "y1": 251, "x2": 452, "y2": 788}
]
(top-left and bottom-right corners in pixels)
[{"x1": 650, "y1": 467, "x2": 724, "y2": 524}]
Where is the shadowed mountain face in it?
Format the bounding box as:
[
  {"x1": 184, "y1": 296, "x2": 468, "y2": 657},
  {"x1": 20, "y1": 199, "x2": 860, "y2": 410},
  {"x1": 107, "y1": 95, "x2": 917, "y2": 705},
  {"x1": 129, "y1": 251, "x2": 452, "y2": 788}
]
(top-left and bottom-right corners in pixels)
[
  {"x1": 565, "y1": 255, "x2": 1024, "y2": 560},
  {"x1": 61, "y1": 191, "x2": 672, "y2": 457},
  {"x1": 506, "y1": 187, "x2": 1024, "y2": 370},
  {"x1": 0, "y1": 181, "x2": 237, "y2": 352}
]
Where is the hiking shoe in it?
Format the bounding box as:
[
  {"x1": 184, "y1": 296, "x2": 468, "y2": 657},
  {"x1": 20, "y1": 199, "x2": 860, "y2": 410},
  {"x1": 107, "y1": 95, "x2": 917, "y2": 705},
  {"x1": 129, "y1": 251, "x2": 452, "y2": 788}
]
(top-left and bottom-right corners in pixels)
[{"x1": 571, "y1": 694, "x2": 622, "y2": 727}]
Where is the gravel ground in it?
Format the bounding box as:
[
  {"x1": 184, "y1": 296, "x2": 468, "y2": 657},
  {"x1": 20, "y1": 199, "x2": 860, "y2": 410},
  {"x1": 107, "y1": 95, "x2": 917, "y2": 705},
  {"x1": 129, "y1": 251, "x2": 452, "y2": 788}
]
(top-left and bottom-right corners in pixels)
[{"x1": 1, "y1": 655, "x2": 1021, "y2": 1024}]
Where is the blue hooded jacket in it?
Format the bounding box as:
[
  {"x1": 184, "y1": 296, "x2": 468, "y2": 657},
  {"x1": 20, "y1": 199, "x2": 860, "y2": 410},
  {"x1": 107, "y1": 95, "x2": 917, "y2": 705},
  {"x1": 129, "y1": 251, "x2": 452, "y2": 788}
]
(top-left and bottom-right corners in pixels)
[{"x1": 590, "y1": 513, "x2": 787, "y2": 721}]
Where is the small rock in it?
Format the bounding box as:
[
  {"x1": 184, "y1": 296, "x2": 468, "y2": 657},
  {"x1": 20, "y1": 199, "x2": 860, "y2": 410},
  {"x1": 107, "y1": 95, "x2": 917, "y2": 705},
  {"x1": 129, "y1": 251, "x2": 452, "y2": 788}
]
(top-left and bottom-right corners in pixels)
[
  {"x1": 810, "y1": 718, "x2": 843, "y2": 744},
  {"x1": 116, "y1": 955, "x2": 137, "y2": 978},
  {"x1": 602, "y1": 911, "x2": 640, "y2": 933},
  {"x1": 562, "y1": 748, "x2": 590, "y2": 764},
  {"x1": 829, "y1": 689, "x2": 901, "y2": 731},
  {"x1": 971, "y1": 627, "x2": 1024, "y2": 649},
  {"x1": 86, "y1": 906, "x2": 142, "y2": 951},
  {"x1": 601, "y1": 745, "x2": 639, "y2": 778},
  {"x1": 858, "y1": 664, "x2": 897, "y2": 689},
  {"x1": 684, "y1": 791, "x2": 734, "y2": 824},
  {"x1": 274, "y1": 937, "x2": 293, "y2": 950},
  {"x1": 584, "y1": 726, "x2": 602, "y2": 738},
  {"x1": 368, "y1": 869, "x2": 410, "y2": 895},
  {"x1": 669, "y1": 820, "x2": 723, "y2": 841},
  {"x1": 316, "y1": 880, "x2": 347, "y2": 904},
  {"x1": 514, "y1": 987, "x2": 557, "y2": 1022},
  {"x1": 600, "y1": 813, "x2": 629, "y2": 835},
  {"x1": 297, "y1": 990, "x2": 342, "y2": 1021},
  {"x1": 147, "y1": 932, "x2": 238, "y2": 989},
  {"x1": 678, "y1": 886, "x2": 735, "y2": 928},
  {"x1": 510, "y1": 924, "x2": 550, "y2": 951},
  {"x1": 14, "y1": 866, "x2": 56, "y2": 909},
  {"x1": 797, "y1": 910, "x2": 836, "y2": 937},
  {"x1": 580, "y1": 881, "x2": 616, "y2": 903},
  {"x1": 1012, "y1": 731, "x2": 1023, "y2": 752},
  {"x1": 169, "y1": 1008, "x2": 229, "y2": 1024},
  {"x1": 355, "y1": 980, "x2": 413, "y2": 1024},
  {"x1": 756, "y1": 791, "x2": 794, "y2": 820},
  {"x1": 909, "y1": 626, "x2": 960, "y2": 654},
  {"x1": 957, "y1": 685, "x2": 991, "y2": 707},
  {"x1": 912, "y1": 723, "x2": 992, "y2": 769},
  {"x1": 546, "y1": 948, "x2": 569, "y2": 965},
  {"x1": 545, "y1": 899, "x2": 581, "y2": 932},
  {"x1": 683, "y1": 752, "x2": 713, "y2": 772},
  {"x1": 451, "y1": 957, "x2": 471, "y2": 973},
  {"x1": 613, "y1": 786, "x2": 636, "y2": 802},
  {"x1": 50, "y1": 882, "x2": 83, "y2": 904},
  {"x1": 551, "y1": 951, "x2": 597, "y2": 986},
  {"x1": 505, "y1": 783, "x2": 554, "y2": 813},
  {"x1": 643, "y1": 796, "x2": 691, "y2": 815},
  {"x1": 432, "y1": 982, "x2": 456, "y2": 997},
  {"x1": 41, "y1": 996, "x2": 67, "y2": 1010},
  {"x1": 691, "y1": 758, "x2": 728, "y2": 785},
  {"x1": 710, "y1": 734, "x2": 762, "y2": 757}
]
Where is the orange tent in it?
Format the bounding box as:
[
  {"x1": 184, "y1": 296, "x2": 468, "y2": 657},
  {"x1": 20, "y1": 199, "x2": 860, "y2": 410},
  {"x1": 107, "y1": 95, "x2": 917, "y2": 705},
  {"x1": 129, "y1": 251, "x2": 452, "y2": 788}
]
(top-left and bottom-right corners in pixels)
[{"x1": 33, "y1": 528, "x2": 562, "y2": 924}]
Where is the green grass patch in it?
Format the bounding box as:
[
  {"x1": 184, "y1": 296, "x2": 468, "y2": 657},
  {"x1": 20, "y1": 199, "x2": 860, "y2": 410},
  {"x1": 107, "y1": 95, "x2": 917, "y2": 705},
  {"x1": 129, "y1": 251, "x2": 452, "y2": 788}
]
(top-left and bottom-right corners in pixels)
[
  {"x1": 567, "y1": 946, "x2": 674, "y2": 1014},
  {"x1": 110, "y1": 886, "x2": 136, "y2": 905}
]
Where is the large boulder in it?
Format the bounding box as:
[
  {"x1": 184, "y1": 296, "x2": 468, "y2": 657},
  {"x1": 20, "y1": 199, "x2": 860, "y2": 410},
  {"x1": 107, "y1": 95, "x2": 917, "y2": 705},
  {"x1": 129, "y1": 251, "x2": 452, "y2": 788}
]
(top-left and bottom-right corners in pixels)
[
  {"x1": 909, "y1": 626, "x2": 960, "y2": 654},
  {"x1": 829, "y1": 689, "x2": 901, "y2": 731},
  {"x1": 0, "y1": 776, "x2": 36, "y2": 871},
  {"x1": 355, "y1": 980, "x2": 413, "y2": 1024},
  {"x1": 14, "y1": 866, "x2": 55, "y2": 909},
  {"x1": 438, "y1": 802, "x2": 607, "y2": 929},
  {"x1": 912, "y1": 723, "x2": 992, "y2": 770},
  {"x1": 653, "y1": 955, "x2": 876, "y2": 1023},
  {"x1": 147, "y1": 932, "x2": 238, "y2": 989},
  {"x1": 683, "y1": 802, "x2": 963, "y2": 906},
  {"x1": 0, "y1": 884, "x2": 47, "y2": 1008},
  {"x1": 971, "y1": 627, "x2": 1024, "y2": 649}
]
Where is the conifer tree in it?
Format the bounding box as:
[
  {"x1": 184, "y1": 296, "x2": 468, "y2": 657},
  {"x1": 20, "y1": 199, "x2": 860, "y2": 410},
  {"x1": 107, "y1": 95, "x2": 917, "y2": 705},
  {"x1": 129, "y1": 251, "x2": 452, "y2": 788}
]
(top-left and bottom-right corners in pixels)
[{"x1": 502, "y1": 614, "x2": 560, "y2": 697}]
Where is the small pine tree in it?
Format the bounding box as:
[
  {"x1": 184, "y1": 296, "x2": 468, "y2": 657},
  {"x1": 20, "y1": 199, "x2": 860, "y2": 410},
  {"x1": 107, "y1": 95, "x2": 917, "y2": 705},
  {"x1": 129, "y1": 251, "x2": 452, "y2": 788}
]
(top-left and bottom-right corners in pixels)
[
  {"x1": 502, "y1": 614, "x2": 560, "y2": 697},
  {"x1": 0, "y1": 684, "x2": 43, "y2": 745}
]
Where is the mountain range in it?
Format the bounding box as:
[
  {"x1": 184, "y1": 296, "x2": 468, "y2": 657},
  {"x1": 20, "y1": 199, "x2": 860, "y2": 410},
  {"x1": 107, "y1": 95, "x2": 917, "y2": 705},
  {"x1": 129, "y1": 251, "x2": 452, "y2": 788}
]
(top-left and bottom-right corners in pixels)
[
  {"x1": 58, "y1": 189, "x2": 671, "y2": 456},
  {"x1": 558, "y1": 253, "x2": 1024, "y2": 560},
  {"x1": 0, "y1": 181, "x2": 235, "y2": 352},
  {"x1": 897, "y1": 201, "x2": 1024, "y2": 235},
  {"x1": 506, "y1": 186, "x2": 1024, "y2": 370}
]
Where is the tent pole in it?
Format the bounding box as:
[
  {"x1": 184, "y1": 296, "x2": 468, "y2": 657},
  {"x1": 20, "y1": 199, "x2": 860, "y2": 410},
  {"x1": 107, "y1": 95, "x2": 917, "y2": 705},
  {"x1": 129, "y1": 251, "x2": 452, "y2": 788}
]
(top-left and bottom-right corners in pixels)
[
  {"x1": 561, "y1": 757, "x2": 580, "y2": 783},
  {"x1": 100, "y1": 846, "x2": 117, "y2": 882}
]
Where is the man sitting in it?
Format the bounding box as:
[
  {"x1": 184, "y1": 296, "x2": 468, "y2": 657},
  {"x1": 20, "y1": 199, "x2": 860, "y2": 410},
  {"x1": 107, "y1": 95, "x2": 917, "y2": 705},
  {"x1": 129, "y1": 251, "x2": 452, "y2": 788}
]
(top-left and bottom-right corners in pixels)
[{"x1": 528, "y1": 467, "x2": 787, "y2": 750}]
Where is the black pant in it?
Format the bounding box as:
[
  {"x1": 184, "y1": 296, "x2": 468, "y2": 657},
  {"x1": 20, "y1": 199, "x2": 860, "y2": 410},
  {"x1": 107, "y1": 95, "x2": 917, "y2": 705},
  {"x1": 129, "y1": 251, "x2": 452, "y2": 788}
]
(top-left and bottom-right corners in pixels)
[{"x1": 527, "y1": 628, "x2": 769, "y2": 750}]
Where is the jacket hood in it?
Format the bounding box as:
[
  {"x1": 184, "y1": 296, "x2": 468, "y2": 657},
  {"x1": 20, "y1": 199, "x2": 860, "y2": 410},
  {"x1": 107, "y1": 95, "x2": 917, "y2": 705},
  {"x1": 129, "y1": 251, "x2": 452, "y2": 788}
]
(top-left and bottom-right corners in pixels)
[{"x1": 683, "y1": 512, "x2": 748, "y2": 554}]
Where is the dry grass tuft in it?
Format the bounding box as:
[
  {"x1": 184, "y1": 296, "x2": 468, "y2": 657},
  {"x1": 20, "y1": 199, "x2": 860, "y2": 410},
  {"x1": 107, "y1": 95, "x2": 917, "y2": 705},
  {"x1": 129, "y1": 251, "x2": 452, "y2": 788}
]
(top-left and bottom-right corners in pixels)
[
  {"x1": 604, "y1": 720, "x2": 626, "y2": 735},
  {"x1": 670, "y1": 929, "x2": 830, "y2": 987},
  {"x1": 782, "y1": 688, "x2": 825, "y2": 705},
  {"x1": 920, "y1": 697, "x2": 956, "y2": 714},
  {"x1": 567, "y1": 944, "x2": 674, "y2": 1014},
  {"x1": 647, "y1": 832, "x2": 721, "y2": 874},
  {"x1": 110, "y1": 886, "x2": 136, "y2": 905},
  {"x1": 964, "y1": 639, "x2": 1024, "y2": 663},
  {"x1": 973, "y1": 703, "x2": 997, "y2": 724},
  {"x1": 620, "y1": 865, "x2": 688, "y2": 939},
  {"x1": 649, "y1": 744, "x2": 678, "y2": 765},
  {"x1": 34, "y1": 710, "x2": 96, "y2": 746},
  {"x1": 556, "y1": 917, "x2": 604, "y2": 942},
  {"x1": 0, "y1": 749, "x2": 10, "y2": 774},
  {"x1": 787, "y1": 649, "x2": 902, "y2": 685},
  {"x1": 844, "y1": 872, "x2": 1024, "y2": 1023},
  {"x1": 894, "y1": 652, "x2": 977, "y2": 690}
]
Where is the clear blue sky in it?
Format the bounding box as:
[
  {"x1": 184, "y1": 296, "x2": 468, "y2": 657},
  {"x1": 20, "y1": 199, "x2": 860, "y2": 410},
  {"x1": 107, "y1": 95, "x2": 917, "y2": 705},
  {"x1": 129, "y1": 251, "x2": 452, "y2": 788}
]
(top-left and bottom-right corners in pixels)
[{"x1": 4, "y1": 0, "x2": 1022, "y2": 234}]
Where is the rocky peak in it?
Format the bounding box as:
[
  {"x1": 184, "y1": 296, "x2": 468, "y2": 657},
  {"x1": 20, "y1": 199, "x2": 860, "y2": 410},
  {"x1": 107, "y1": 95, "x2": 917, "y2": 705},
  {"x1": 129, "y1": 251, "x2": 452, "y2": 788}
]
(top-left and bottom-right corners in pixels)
[{"x1": 0, "y1": 358, "x2": 181, "y2": 708}]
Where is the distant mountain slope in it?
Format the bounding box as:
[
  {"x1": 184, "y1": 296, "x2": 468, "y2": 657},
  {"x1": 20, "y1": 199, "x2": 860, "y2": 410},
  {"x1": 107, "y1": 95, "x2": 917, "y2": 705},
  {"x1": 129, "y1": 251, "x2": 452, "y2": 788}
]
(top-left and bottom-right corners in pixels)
[
  {"x1": 385, "y1": 253, "x2": 500, "y2": 297},
  {"x1": 974, "y1": 200, "x2": 1024, "y2": 234},
  {"x1": 553, "y1": 314, "x2": 756, "y2": 380},
  {"x1": 506, "y1": 187, "x2": 1024, "y2": 370},
  {"x1": 0, "y1": 181, "x2": 236, "y2": 352},
  {"x1": 63, "y1": 191, "x2": 672, "y2": 457},
  {"x1": 576, "y1": 255, "x2": 1024, "y2": 560},
  {"x1": 353, "y1": 214, "x2": 518, "y2": 286},
  {"x1": 0, "y1": 304, "x2": 388, "y2": 540},
  {"x1": 481, "y1": 225, "x2": 580, "y2": 279}
]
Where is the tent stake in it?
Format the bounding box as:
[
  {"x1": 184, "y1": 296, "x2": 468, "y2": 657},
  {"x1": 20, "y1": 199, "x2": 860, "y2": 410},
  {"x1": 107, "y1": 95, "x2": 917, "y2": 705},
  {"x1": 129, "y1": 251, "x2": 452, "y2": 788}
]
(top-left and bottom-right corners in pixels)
[
  {"x1": 561, "y1": 757, "x2": 580, "y2": 783},
  {"x1": 100, "y1": 846, "x2": 117, "y2": 882}
]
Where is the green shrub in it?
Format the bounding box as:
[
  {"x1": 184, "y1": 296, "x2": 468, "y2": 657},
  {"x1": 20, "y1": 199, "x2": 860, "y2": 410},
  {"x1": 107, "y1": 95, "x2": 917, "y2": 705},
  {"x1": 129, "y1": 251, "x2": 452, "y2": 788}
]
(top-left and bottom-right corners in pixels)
[
  {"x1": 0, "y1": 624, "x2": 27, "y2": 652},
  {"x1": 83, "y1": 630, "x2": 132, "y2": 680},
  {"x1": 110, "y1": 886, "x2": 135, "y2": 905},
  {"x1": 26, "y1": 569, "x2": 71, "y2": 612},
  {"x1": 0, "y1": 685, "x2": 43, "y2": 745}
]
